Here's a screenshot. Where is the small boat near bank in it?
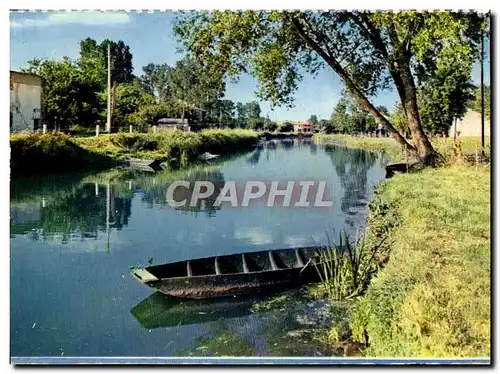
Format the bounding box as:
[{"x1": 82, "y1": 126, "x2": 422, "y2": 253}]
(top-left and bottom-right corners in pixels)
[
  {"x1": 132, "y1": 246, "x2": 329, "y2": 299},
  {"x1": 198, "y1": 152, "x2": 219, "y2": 161}
]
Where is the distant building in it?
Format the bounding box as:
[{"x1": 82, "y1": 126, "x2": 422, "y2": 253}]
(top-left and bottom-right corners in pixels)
[
  {"x1": 293, "y1": 121, "x2": 312, "y2": 133},
  {"x1": 156, "y1": 118, "x2": 190, "y2": 132},
  {"x1": 448, "y1": 110, "x2": 491, "y2": 138},
  {"x1": 10, "y1": 71, "x2": 43, "y2": 133}
]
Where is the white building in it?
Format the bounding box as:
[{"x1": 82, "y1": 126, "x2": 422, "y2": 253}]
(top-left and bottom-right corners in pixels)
[
  {"x1": 448, "y1": 110, "x2": 491, "y2": 138},
  {"x1": 10, "y1": 71, "x2": 43, "y2": 133}
]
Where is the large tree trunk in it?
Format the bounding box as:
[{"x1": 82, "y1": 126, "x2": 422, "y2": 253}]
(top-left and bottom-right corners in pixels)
[
  {"x1": 398, "y1": 64, "x2": 441, "y2": 164},
  {"x1": 291, "y1": 15, "x2": 444, "y2": 165},
  {"x1": 290, "y1": 17, "x2": 417, "y2": 154},
  {"x1": 341, "y1": 13, "x2": 442, "y2": 165}
]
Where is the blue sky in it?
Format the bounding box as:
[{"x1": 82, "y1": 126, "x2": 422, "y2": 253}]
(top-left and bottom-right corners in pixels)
[{"x1": 10, "y1": 10, "x2": 491, "y2": 121}]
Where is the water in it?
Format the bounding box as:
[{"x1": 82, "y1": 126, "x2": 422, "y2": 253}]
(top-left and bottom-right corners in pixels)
[{"x1": 10, "y1": 139, "x2": 388, "y2": 358}]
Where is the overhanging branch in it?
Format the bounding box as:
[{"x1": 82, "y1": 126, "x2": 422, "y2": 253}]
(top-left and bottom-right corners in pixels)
[{"x1": 290, "y1": 15, "x2": 416, "y2": 153}]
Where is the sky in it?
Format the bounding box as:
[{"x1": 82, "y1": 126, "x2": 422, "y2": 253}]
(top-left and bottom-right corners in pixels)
[{"x1": 10, "y1": 10, "x2": 491, "y2": 121}]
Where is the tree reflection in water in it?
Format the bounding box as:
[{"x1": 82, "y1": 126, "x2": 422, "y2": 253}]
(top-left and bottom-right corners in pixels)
[
  {"x1": 10, "y1": 165, "x2": 228, "y2": 242},
  {"x1": 132, "y1": 290, "x2": 338, "y2": 357},
  {"x1": 323, "y1": 144, "x2": 379, "y2": 221}
]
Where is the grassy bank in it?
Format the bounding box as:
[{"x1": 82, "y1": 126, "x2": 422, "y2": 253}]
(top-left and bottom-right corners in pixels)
[
  {"x1": 74, "y1": 129, "x2": 257, "y2": 164},
  {"x1": 347, "y1": 165, "x2": 490, "y2": 357},
  {"x1": 11, "y1": 129, "x2": 258, "y2": 176},
  {"x1": 315, "y1": 134, "x2": 491, "y2": 164},
  {"x1": 10, "y1": 133, "x2": 115, "y2": 177}
]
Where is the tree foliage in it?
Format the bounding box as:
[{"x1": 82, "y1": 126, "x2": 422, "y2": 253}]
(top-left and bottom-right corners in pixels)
[
  {"x1": 174, "y1": 10, "x2": 484, "y2": 163},
  {"x1": 468, "y1": 85, "x2": 491, "y2": 119},
  {"x1": 23, "y1": 58, "x2": 102, "y2": 128},
  {"x1": 243, "y1": 101, "x2": 261, "y2": 119},
  {"x1": 166, "y1": 56, "x2": 224, "y2": 109},
  {"x1": 79, "y1": 37, "x2": 134, "y2": 86},
  {"x1": 140, "y1": 63, "x2": 171, "y2": 103}
]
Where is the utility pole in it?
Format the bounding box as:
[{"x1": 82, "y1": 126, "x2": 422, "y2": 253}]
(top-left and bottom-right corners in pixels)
[
  {"x1": 106, "y1": 44, "x2": 112, "y2": 133},
  {"x1": 480, "y1": 16, "x2": 485, "y2": 156}
]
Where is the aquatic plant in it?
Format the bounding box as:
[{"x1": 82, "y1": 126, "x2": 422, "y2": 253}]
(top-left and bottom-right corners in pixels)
[{"x1": 313, "y1": 231, "x2": 385, "y2": 301}]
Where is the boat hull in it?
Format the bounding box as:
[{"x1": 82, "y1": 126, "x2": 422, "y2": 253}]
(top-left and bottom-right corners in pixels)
[{"x1": 145, "y1": 265, "x2": 322, "y2": 299}]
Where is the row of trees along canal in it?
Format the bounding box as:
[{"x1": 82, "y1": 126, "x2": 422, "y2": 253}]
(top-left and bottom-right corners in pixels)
[
  {"x1": 22, "y1": 38, "x2": 278, "y2": 133},
  {"x1": 174, "y1": 11, "x2": 490, "y2": 164},
  {"x1": 304, "y1": 83, "x2": 490, "y2": 136}
]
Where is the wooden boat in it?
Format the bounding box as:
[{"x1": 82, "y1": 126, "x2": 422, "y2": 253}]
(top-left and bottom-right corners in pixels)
[
  {"x1": 198, "y1": 152, "x2": 219, "y2": 161},
  {"x1": 125, "y1": 158, "x2": 163, "y2": 172},
  {"x1": 132, "y1": 246, "x2": 329, "y2": 299}
]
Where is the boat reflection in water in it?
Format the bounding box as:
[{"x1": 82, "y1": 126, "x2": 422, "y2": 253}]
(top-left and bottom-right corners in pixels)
[{"x1": 130, "y1": 292, "x2": 267, "y2": 329}]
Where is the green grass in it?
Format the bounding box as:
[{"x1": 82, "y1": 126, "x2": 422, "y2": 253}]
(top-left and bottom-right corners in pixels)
[
  {"x1": 10, "y1": 129, "x2": 258, "y2": 176},
  {"x1": 74, "y1": 129, "x2": 258, "y2": 165},
  {"x1": 314, "y1": 134, "x2": 491, "y2": 164},
  {"x1": 10, "y1": 133, "x2": 115, "y2": 176},
  {"x1": 349, "y1": 165, "x2": 490, "y2": 357}
]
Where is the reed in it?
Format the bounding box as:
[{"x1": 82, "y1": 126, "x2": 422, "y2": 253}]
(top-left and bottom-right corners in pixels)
[{"x1": 314, "y1": 231, "x2": 384, "y2": 301}]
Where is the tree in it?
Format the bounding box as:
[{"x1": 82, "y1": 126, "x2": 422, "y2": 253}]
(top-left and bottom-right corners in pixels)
[
  {"x1": 278, "y1": 122, "x2": 294, "y2": 132},
  {"x1": 317, "y1": 119, "x2": 330, "y2": 133},
  {"x1": 418, "y1": 74, "x2": 475, "y2": 136},
  {"x1": 243, "y1": 101, "x2": 261, "y2": 119},
  {"x1": 248, "y1": 117, "x2": 265, "y2": 130},
  {"x1": 469, "y1": 85, "x2": 491, "y2": 119},
  {"x1": 391, "y1": 102, "x2": 409, "y2": 135},
  {"x1": 236, "y1": 102, "x2": 245, "y2": 122},
  {"x1": 416, "y1": 30, "x2": 476, "y2": 137},
  {"x1": 174, "y1": 11, "x2": 483, "y2": 164},
  {"x1": 140, "y1": 63, "x2": 171, "y2": 103},
  {"x1": 23, "y1": 58, "x2": 102, "y2": 128},
  {"x1": 79, "y1": 38, "x2": 134, "y2": 87},
  {"x1": 212, "y1": 99, "x2": 236, "y2": 119},
  {"x1": 128, "y1": 102, "x2": 183, "y2": 131},
  {"x1": 329, "y1": 98, "x2": 350, "y2": 133},
  {"x1": 167, "y1": 56, "x2": 224, "y2": 110},
  {"x1": 112, "y1": 82, "x2": 155, "y2": 127},
  {"x1": 79, "y1": 38, "x2": 134, "y2": 129},
  {"x1": 376, "y1": 106, "x2": 389, "y2": 116},
  {"x1": 308, "y1": 114, "x2": 318, "y2": 126}
]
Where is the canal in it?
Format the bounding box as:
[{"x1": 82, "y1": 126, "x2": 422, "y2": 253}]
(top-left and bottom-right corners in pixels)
[{"x1": 10, "y1": 139, "x2": 388, "y2": 357}]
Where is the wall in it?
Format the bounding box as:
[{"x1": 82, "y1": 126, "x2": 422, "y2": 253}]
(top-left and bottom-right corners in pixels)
[
  {"x1": 10, "y1": 72, "x2": 42, "y2": 133},
  {"x1": 448, "y1": 110, "x2": 491, "y2": 138}
]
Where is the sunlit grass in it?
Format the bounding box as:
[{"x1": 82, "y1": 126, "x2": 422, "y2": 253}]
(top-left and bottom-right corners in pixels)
[
  {"x1": 349, "y1": 164, "x2": 490, "y2": 357},
  {"x1": 314, "y1": 134, "x2": 491, "y2": 164},
  {"x1": 11, "y1": 129, "x2": 258, "y2": 175}
]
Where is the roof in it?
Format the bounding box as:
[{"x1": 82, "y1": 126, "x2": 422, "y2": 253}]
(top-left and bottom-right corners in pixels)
[
  {"x1": 156, "y1": 118, "x2": 188, "y2": 126},
  {"x1": 10, "y1": 70, "x2": 42, "y2": 79}
]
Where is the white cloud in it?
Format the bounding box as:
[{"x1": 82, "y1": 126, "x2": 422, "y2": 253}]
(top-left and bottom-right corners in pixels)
[{"x1": 10, "y1": 11, "x2": 131, "y2": 29}]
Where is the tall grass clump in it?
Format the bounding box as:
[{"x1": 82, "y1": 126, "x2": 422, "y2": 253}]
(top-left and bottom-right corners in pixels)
[{"x1": 314, "y1": 232, "x2": 385, "y2": 301}]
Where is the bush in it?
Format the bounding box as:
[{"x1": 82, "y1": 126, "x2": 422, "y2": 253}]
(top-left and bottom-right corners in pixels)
[{"x1": 10, "y1": 133, "x2": 114, "y2": 176}]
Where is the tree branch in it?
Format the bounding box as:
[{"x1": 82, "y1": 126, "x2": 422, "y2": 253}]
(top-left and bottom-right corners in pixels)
[{"x1": 290, "y1": 15, "x2": 416, "y2": 153}]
